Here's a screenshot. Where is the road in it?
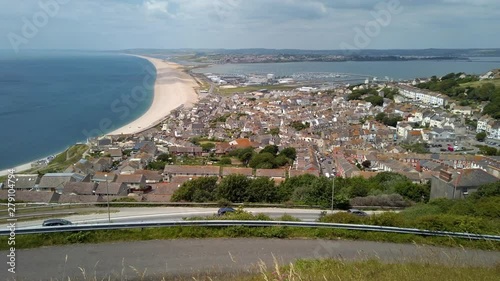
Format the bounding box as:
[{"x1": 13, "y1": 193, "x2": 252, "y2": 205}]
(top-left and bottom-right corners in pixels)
[
  {"x1": 0, "y1": 207, "x2": 382, "y2": 229},
  {"x1": 2, "y1": 239, "x2": 499, "y2": 281}
]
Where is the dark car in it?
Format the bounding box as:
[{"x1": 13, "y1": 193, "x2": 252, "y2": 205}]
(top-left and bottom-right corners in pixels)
[
  {"x1": 42, "y1": 219, "x2": 73, "y2": 226},
  {"x1": 347, "y1": 209, "x2": 368, "y2": 217},
  {"x1": 217, "y1": 207, "x2": 235, "y2": 216}
]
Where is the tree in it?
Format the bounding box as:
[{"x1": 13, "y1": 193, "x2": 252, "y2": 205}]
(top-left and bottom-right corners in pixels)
[
  {"x1": 249, "y1": 152, "x2": 276, "y2": 169},
  {"x1": 364, "y1": 95, "x2": 384, "y2": 106},
  {"x1": 476, "y1": 132, "x2": 487, "y2": 142},
  {"x1": 246, "y1": 177, "x2": 278, "y2": 203},
  {"x1": 269, "y1": 128, "x2": 280, "y2": 136},
  {"x1": 157, "y1": 153, "x2": 172, "y2": 162},
  {"x1": 217, "y1": 174, "x2": 251, "y2": 202},
  {"x1": 201, "y1": 142, "x2": 216, "y2": 152},
  {"x1": 279, "y1": 147, "x2": 297, "y2": 161},
  {"x1": 171, "y1": 177, "x2": 218, "y2": 202},
  {"x1": 260, "y1": 145, "x2": 279, "y2": 156},
  {"x1": 361, "y1": 160, "x2": 371, "y2": 168},
  {"x1": 219, "y1": 157, "x2": 232, "y2": 165}
]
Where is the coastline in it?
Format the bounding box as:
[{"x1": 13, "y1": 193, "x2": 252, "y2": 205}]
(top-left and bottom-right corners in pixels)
[
  {"x1": 0, "y1": 55, "x2": 199, "y2": 176},
  {"x1": 108, "y1": 55, "x2": 199, "y2": 135}
]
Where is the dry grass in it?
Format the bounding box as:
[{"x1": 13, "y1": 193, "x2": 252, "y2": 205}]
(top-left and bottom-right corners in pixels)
[{"x1": 18, "y1": 256, "x2": 499, "y2": 281}]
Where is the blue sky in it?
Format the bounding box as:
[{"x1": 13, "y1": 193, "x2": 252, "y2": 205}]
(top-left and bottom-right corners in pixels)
[{"x1": 1, "y1": 0, "x2": 499, "y2": 51}]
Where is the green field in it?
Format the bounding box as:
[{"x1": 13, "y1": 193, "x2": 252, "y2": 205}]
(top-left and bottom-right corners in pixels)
[{"x1": 461, "y1": 78, "x2": 500, "y2": 88}]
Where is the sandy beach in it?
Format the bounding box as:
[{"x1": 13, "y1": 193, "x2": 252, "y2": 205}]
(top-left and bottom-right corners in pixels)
[
  {"x1": 0, "y1": 163, "x2": 33, "y2": 176},
  {"x1": 109, "y1": 55, "x2": 199, "y2": 135},
  {"x1": 0, "y1": 56, "x2": 198, "y2": 175}
]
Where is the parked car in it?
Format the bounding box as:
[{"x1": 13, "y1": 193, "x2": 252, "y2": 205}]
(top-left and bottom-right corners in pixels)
[
  {"x1": 347, "y1": 209, "x2": 368, "y2": 217},
  {"x1": 217, "y1": 207, "x2": 235, "y2": 216},
  {"x1": 42, "y1": 219, "x2": 73, "y2": 226}
]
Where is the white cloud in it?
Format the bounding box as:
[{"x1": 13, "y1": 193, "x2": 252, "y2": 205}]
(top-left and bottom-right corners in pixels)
[{"x1": 144, "y1": 0, "x2": 172, "y2": 17}]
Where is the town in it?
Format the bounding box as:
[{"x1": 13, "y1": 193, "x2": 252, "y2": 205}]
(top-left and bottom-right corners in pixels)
[{"x1": 1, "y1": 70, "x2": 499, "y2": 206}]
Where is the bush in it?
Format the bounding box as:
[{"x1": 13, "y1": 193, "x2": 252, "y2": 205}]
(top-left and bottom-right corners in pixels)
[
  {"x1": 412, "y1": 215, "x2": 495, "y2": 234},
  {"x1": 318, "y1": 212, "x2": 365, "y2": 224},
  {"x1": 278, "y1": 214, "x2": 301, "y2": 221},
  {"x1": 369, "y1": 212, "x2": 404, "y2": 227},
  {"x1": 217, "y1": 199, "x2": 232, "y2": 207},
  {"x1": 350, "y1": 194, "x2": 409, "y2": 207}
]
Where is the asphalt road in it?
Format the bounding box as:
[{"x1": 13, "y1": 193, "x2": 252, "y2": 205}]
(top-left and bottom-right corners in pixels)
[
  {"x1": 1, "y1": 207, "x2": 387, "y2": 228},
  {"x1": 2, "y1": 239, "x2": 499, "y2": 281}
]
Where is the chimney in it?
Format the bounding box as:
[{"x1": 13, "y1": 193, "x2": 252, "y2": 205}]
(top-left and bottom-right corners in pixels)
[{"x1": 439, "y1": 169, "x2": 453, "y2": 182}]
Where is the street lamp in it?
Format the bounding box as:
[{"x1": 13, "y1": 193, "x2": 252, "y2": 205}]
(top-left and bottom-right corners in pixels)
[
  {"x1": 331, "y1": 175, "x2": 335, "y2": 212},
  {"x1": 104, "y1": 174, "x2": 111, "y2": 223}
]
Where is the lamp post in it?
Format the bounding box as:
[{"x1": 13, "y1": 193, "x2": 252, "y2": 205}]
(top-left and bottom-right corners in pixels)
[
  {"x1": 104, "y1": 174, "x2": 111, "y2": 223},
  {"x1": 331, "y1": 175, "x2": 335, "y2": 212}
]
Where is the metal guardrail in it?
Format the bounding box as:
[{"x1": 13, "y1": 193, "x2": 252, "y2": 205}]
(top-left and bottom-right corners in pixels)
[
  {"x1": 1, "y1": 220, "x2": 499, "y2": 241},
  {"x1": 1, "y1": 202, "x2": 405, "y2": 211}
]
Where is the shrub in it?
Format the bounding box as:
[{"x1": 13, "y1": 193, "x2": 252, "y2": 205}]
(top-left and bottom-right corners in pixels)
[
  {"x1": 369, "y1": 212, "x2": 404, "y2": 227},
  {"x1": 318, "y1": 212, "x2": 365, "y2": 224},
  {"x1": 350, "y1": 194, "x2": 409, "y2": 207},
  {"x1": 278, "y1": 214, "x2": 301, "y2": 221}
]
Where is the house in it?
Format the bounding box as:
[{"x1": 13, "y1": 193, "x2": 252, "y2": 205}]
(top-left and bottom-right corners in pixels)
[
  {"x1": 94, "y1": 182, "x2": 129, "y2": 196},
  {"x1": 229, "y1": 138, "x2": 259, "y2": 149},
  {"x1": 0, "y1": 190, "x2": 59, "y2": 203},
  {"x1": 335, "y1": 157, "x2": 358, "y2": 178},
  {"x1": 115, "y1": 174, "x2": 146, "y2": 190},
  {"x1": 92, "y1": 172, "x2": 117, "y2": 183},
  {"x1": 38, "y1": 173, "x2": 91, "y2": 192},
  {"x1": 168, "y1": 146, "x2": 203, "y2": 157},
  {"x1": 430, "y1": 169, "x2": 499, "y2": 199},
  {"x1": 221, "y1": 167, "x2": 254, "y2": 178},
  {"x1": 65, "y1": 159, "x2": 94, "y2": 174},
  {"x1": 143, "y1": 182, "x2": 181, "y2": 202},
  {"x1": 255, "y1": 169, "x2": 286, "y2": 181},
  {"x1": 5, "y1": 174, "x2": 39, "y2": 190},
  {"x1": 134, "y1": 170, "x2": 163, "y2": 183},
  {"x1": 93, "y1": 157, "x2": 113, "y2": 172},
  {"x1": 289, "y1": 169, "x2": 320, "y2": 177},
  {"x1": 62, "y1": 182, "x2": 98, "y2": 195},
  {"x1": 120, "y1": 159, "x2": 142, "y2": 174},
  {"x1": 163, "y1": 165, "x2": 221, "y2": 182},
  {"x1": 108, "y1": 148, "x2": 123, "y2": 161},
  {"x1": 58, "y1": 194, "x2": 103, "y2": 204}
]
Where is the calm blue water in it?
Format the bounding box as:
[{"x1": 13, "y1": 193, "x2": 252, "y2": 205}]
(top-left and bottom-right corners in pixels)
[
  {"x1": 0, "y1": 51, "x2": 155, "y2": 170},
  {"x1": 193, "y1": 57, "x2": 500, "y2": 80}
]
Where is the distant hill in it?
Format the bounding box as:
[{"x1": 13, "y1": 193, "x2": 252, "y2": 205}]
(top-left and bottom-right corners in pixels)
[{"x1": 121, "y1": 48, "x2": 500, "y2": 58}]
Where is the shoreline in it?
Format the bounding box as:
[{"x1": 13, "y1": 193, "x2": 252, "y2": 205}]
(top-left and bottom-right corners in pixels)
[
  {"x1": 0, "y1": 55, "x2": 199, "y2": 176},
  {"x1": 108, "y1": 55, "x2": 199, "y2": 135}
]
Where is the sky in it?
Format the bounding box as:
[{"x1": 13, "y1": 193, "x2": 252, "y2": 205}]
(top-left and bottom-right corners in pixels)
[{"x1": 0, "y1": 0, "x2": 499, "y2": 51}]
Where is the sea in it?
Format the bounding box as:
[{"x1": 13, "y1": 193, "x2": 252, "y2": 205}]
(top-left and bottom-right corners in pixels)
[
  {"x1": 0, "y1": 50, "x2": 155, "y2": 171},
  {"x1": 192, "y1": 57, "x2": 500, "y2": 81},
  {"x1": 0, "y1": 52, "x2": 499, "y2": 171}
]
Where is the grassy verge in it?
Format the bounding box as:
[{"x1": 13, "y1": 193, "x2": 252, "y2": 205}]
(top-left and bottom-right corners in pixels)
[
  {"x1": 461, "y1": 78, "x2": 500, "y2": 88},
  {"x1": 19, "y1": 144, "x2": 89, "y2": 174},
  {"x1": 239, "y1": 258, "x2": 500, "y2": 281},
  {"x1": 2, "y1": 226, "x2": 498, "y2": 251}
]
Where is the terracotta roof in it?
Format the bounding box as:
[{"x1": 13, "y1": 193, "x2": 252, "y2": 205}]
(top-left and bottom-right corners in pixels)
[
  {"x1": 289, "y1": 169, "x2": 320, "y2": 177},
  {"x1": 151, "y1": 183, "x2": 181, "y2": 195},
  {"x1": 222, "y1": 167, "x2": 253, "y2": 177},
  {"x1": 255, "y1": 169, "x2": 286, "y2": 178},
  {"x1": 164, "y1": 165, "x2": 220, "y2": 176},
  {"x1": 351, "y1": 171, "x2": 378, "y2": 179}
]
